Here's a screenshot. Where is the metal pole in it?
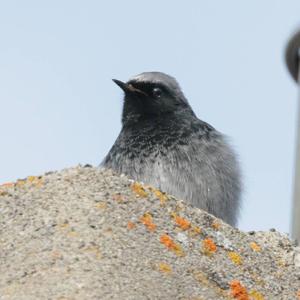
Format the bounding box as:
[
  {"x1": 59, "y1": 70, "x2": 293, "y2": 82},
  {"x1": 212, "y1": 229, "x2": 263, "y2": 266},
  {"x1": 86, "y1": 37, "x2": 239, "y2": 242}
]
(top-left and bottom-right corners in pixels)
[{"x1": 285, "y1": 29, "x2": 300, "y2": 242}]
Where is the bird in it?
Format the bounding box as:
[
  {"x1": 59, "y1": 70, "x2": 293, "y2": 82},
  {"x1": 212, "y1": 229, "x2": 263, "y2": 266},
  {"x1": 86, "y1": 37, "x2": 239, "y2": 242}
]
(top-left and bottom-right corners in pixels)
[{"x1": 101, "y1": 72, "x2": 242, "y2": 226}]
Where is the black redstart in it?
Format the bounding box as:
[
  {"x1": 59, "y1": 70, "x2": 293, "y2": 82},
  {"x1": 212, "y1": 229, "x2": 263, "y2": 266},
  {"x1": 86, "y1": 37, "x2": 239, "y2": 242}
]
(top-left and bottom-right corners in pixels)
[{"x1": 101, "y1": 72, "x2": 242, "y2": 226}]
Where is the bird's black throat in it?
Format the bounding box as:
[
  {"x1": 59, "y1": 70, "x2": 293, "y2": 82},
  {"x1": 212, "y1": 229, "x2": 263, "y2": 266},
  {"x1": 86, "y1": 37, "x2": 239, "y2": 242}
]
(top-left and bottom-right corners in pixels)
[{"x1": 118, "y1": 111, "x2": 215, "y2": 159}]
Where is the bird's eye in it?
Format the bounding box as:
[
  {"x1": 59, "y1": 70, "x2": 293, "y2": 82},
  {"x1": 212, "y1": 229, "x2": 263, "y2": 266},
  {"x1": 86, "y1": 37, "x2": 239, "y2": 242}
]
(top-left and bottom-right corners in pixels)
[{"x1": 152, "y1": 87, "x2": 162, "y2": 98}]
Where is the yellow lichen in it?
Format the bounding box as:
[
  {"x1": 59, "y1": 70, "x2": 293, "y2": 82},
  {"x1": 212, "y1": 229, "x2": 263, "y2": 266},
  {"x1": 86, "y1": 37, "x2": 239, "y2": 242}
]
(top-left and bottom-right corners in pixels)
[
  {"x1": 249, "y1": 242, "x2": 261, "y2": 252},
  {"x1": 131, "y1": 182, "x2": 148, "y2": 198},
  {"x1": 0, "y1": 190, "x2": 8, "y2": 196},
  {"x1": 211, "y1": 221, "x2": 221, "y2": 230},
  {"x1": 68, "y1": 230, "x2": 79, "y2": 237},
  {"x1": 228, "y1": 251, "x2": 243, "y2": 265},
  {"x1": 153, "y1": 189, "x2": 168, "y2": 205},
  {"x1": 85, "y1": 246, "x2": 102, "y2": 259},
  {"x1": 249, "y1": 290, "x2": 264, "y2": 300},
  {"x1": 193, "y1": 271, "x2": 209, "y2": 285},
  {"x1": 189, "y1": 225, "x2": 202, "y2": 237},
  {"x1": 27, "y1": 176, "x2": 37, "y2": 182},
  {"x1": 170, "y1": 211, "x2": 177, "y2": 219},
  {"x1": 12, "y1": 176, "x2": 44, "y2": 188},
  {"x1": 158, "y1": 262, "x2": 172, "y2": 274},
  {"x1": 58, "y1": 222, "x2": 69, "y2": 229},
  {"x1": 27, "y1": 176, "x2": 43, "y2": 187},
  {"x1": 95, "y1": 202, "x2": 107, "y2": 209},
  {"x1": 16, "y1": 180, "x2": 26, "y2": 187}
]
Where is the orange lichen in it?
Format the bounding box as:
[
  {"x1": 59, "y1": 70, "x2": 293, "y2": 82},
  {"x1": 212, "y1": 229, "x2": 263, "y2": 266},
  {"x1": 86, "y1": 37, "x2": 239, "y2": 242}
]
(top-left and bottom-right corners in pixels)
[
  {"x1": 51, "y1": 250, "x2": 63, "y2": 260},
  {"x1": 158, "y1": 262, "x2": 172, "y2": 274},
  {"x1": 211, "y1": 221, "x2": 221, "y2": 230},
  {"x1": 249, "y1": 242, "x2": 261, "y2": 252},
  {"x1": 230, "y1": 280, "x2": 249, "y2": 300},
  {"x1": 249, "y1": 290, "x2": 264, "y2": 300},
  {"x1": 112, "y1": 193, "x2": 124, "y2": 202},
  {"x1": 0, "y1": 182, "x2": 14, "y2": 188},
  {"x1": 160, "y1": 234, "x2": 174, "y2": 248},
  {"x1": 127, "y1": 221, "x2": 136, "y2": 230},
  {"x1": 174, "y1": 215, "x2": 191, "y2": 230},
  {"x1": 202, "y1": 238, "x2": 217, "y2": 255},
  {"x1": 297, "y1": 290, "x2": 300, "y2": 300},
  {"x1": 228, "y1": 251, "x2": 243, "y2": 265},
  {"x1": 140, "y1": 213, "x2": 156, "y2": 232},
  {"x1": 131, "y1": 182, "x2": 148, "y2": 198},
  {"x1": 170, "y1": 212, "x2": 191, "y2": 231},
  {"x1": 160, "y1": 234, "x2": 184, "y2": 256}
]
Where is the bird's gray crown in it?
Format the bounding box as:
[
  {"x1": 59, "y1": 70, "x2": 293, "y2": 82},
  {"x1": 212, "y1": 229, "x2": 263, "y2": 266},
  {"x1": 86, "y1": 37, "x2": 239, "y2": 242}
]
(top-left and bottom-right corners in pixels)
[
  {"x1": 128, "y1": 71, "x2": 187, "y2": 103},
  {"x1": 128, "y1": 72, "x2": 178, "y2": 86}
]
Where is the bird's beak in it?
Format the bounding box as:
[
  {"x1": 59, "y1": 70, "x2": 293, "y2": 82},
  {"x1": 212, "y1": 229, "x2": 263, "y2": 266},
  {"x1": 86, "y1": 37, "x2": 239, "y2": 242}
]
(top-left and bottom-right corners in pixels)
[
  {"x1": 112, "y1": 79, "x2": 148, "y2": 96},
  {"x1": 112, "y1": 79, "x2": 129, "y2": 92}
]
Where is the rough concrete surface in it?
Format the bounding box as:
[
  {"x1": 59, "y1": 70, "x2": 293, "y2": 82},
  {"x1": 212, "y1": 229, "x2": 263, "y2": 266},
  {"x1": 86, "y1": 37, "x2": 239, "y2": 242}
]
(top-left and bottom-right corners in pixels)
[{"x1": 0, "y1": 166, "x2": 299, "y2": 300}]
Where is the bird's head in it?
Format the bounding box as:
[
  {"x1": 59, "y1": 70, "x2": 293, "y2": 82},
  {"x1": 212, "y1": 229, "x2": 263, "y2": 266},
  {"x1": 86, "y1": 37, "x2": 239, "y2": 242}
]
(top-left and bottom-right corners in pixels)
[{"x1": 113, "y1": 72, "x2": 193, "y2": 125}]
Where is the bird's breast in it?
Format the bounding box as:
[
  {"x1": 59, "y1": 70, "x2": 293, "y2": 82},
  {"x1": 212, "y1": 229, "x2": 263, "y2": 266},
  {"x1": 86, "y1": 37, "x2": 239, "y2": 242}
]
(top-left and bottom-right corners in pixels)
[{"x1": 123, "y1": 126, "x2": 190, "y2": 156}]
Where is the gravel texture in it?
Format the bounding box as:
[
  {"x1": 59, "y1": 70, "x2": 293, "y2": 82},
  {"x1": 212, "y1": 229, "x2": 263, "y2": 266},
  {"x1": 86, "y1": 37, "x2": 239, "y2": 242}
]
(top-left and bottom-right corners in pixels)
[{"x1": 0, "y1": 166, "x2": 299, "y2": 300}]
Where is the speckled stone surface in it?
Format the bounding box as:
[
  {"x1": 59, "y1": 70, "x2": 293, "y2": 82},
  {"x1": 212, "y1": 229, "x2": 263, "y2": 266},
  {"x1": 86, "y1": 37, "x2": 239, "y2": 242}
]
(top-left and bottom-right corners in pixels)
[{"x1": 0, "y1": 166, "x2": 299, "y2": 300}]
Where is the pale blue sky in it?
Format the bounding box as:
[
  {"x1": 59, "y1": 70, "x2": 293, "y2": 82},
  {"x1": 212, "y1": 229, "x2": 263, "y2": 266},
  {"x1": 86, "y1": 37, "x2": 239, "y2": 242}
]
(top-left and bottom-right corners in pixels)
[{"x1": 1, "y1": 1, "x2": 299, "y2": 233}]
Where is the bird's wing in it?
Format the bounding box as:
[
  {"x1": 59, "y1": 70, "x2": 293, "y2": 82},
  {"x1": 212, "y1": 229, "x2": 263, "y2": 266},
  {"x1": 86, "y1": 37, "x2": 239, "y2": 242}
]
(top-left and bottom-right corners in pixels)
[{"x1": 155, "y1": 131, "x2": 241, "y2": 225}]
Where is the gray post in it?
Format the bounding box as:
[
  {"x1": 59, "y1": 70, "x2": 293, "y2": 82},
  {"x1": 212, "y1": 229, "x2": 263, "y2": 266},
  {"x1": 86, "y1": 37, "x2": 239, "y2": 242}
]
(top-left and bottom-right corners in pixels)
[{"x1": 285, "y1": 29, "x2": 300, "y2": 242}]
